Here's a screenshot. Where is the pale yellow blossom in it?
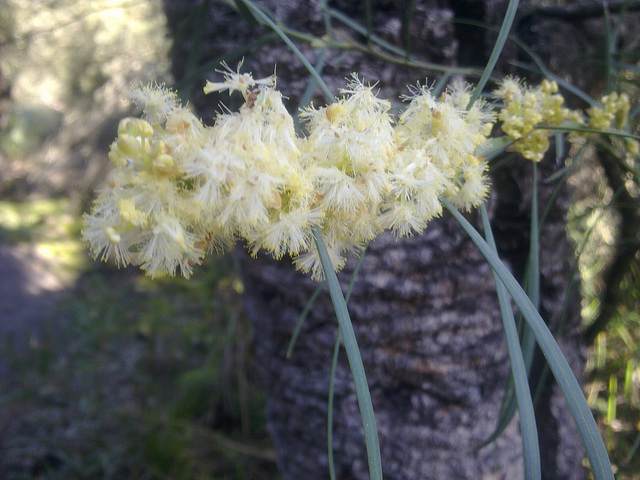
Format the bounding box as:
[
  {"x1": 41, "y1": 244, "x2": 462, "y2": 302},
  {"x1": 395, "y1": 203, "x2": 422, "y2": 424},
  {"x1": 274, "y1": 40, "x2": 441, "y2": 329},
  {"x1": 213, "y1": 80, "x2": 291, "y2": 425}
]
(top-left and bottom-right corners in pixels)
[
  {"x1": 85, "y1": 66, "x2": 500, "y2": 279},
  {"x1": 494, "y1": 77, "x2": 574, "y2": 162}
]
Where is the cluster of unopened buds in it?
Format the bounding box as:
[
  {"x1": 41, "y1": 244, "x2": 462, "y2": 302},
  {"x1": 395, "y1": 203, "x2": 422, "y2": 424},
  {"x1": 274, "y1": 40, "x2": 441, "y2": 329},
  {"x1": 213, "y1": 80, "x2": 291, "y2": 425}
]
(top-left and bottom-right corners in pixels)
[
  {"x1": 587, "y1": 91, "x2": 630, "y2": 132},
  {"x1": 585, "y1": 91, "x2": 639, "y2": 156},
  {"x1": 495, "y1": 77, "x2": 580, "y2": 162},
  {"x1": 496, "y1": 78, "x2": 639, "y2": 160},
  {"x1": 82, "y1": 64, "x2": 633, "y2": 279}
]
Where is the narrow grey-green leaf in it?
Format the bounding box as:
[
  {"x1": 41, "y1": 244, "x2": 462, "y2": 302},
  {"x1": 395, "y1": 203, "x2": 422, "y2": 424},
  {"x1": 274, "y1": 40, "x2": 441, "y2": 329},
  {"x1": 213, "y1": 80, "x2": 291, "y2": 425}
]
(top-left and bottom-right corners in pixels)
[
  {"x1": 481, "y1": 204, "x2": 540, "y2": 480},
  {"x1": 313, "y1": 226, "x2": 382, "y2": 480},
  {"x1": 287, "y1": 283, "x2": 325, "y2": 359},
  {"x1": 468, "y1": 0, "x2": 519, "y2": 108},
  {"x1": 443, "y1": 199, "x2": 614, "y2": 480}
]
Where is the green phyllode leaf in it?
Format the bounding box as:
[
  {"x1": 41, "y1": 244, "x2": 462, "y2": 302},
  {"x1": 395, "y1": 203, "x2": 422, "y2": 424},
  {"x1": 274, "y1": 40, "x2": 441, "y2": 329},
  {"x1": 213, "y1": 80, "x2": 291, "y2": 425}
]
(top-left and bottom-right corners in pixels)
[{"x1": 443, "y1": 198, "x2": 614, "y2": 480}]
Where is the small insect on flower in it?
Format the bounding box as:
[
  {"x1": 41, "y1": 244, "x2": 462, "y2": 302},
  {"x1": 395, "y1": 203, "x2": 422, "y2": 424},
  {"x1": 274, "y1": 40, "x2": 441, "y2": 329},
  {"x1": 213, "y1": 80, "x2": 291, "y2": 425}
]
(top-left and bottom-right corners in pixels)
[{"x1": 245, "y1": 87, "x2": 265, "y2": 109}]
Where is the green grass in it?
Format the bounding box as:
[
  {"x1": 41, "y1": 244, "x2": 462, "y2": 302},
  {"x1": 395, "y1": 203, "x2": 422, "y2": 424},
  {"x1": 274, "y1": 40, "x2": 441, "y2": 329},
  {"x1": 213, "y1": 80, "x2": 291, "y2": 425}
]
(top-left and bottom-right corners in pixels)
[{"x1": 585, "y1": 321, "x2": 640, "y2": 479}]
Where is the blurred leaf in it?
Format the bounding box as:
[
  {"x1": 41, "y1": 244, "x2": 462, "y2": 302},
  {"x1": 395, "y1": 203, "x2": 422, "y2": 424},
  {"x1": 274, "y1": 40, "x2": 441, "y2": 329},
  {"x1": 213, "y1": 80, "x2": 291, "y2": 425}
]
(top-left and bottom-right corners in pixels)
[
  {"x1": 172, "y1": 366, "x2": 220, "y2": 421},
  {"x1": 232, "y1": 0, "x2": 260, "y2": 26}
]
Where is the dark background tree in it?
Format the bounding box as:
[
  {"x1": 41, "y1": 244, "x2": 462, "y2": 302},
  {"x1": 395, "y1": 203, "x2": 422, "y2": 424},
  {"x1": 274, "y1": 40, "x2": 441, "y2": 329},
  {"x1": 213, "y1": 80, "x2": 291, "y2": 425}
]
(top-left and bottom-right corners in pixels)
[{"x1": 160, "y1": 1, "x2": 638, "y2": 479}]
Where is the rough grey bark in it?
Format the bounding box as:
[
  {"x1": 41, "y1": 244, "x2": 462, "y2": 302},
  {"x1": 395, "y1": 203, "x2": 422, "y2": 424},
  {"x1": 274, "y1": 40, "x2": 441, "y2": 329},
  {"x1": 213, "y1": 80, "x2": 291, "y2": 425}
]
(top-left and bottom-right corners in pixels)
[
  {"x1": 161, "y1": 1, "x2": 605, "y2": 478},
  {"x1": 238, "y1": 220, "x2": 525, "y2": 480}
]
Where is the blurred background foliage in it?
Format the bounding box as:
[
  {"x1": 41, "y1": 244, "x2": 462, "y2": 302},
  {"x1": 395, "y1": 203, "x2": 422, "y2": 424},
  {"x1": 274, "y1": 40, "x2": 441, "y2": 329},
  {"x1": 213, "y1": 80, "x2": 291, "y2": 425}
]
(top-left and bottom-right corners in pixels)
[
  {"x1": 0, "y1": 1, "x2": 276, "y2": 478},
  {"x1": 0, "y1": 0, "x2": 170, "y2": 199},
  {"x1": 0, "y1": 0, "x2": 638, "y2": 479}
]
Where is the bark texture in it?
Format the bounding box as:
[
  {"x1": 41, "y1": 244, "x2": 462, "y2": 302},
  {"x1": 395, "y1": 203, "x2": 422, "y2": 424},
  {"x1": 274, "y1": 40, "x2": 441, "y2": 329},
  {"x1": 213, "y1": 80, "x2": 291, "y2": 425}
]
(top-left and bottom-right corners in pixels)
[
  {"x1": 160, "y1": 0, "x2": 614, "y2": 478},
  {"x1": 239, "y1": 221, "x2": 525, "y2": 480}
]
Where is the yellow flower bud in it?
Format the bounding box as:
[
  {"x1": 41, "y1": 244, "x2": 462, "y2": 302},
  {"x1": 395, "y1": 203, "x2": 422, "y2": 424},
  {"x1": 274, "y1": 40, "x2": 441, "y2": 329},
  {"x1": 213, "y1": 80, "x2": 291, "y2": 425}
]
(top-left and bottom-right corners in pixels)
[
  {"x1": 116, "y1": 134, "x2": 143, "y2": 157},
  {"x1": 626, "y1": 139, "x2": 639, "y2": 157},
  {"x1": 108, "y1": 142, "x2": 127, "y2": 167},
  {"x1": 118, "y1": 117, "x2": 154, "y2": 138}
]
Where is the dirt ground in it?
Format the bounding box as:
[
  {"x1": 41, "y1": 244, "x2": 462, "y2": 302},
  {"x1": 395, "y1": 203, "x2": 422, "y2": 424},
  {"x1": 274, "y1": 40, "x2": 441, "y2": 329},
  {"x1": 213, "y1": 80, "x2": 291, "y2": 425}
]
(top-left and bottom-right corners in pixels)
[{"x1": 0, "y1": 242, "x2": 70, "y2": 380}]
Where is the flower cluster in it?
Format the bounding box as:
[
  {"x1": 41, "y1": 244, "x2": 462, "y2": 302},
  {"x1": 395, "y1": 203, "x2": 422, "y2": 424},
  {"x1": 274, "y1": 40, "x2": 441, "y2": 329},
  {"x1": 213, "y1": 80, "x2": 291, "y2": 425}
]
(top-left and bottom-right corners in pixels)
[
  {"x1": 586, "y1": 91, "x2": 639, "y2": 156},
  {"x1": 587, "y1": 92, "x2": 630, "y2": 131},
  {"x1": 83, "y1": 85, "x2": 211, "y2": 278},
  {"x1": 394, "y1": 82, "x2": 494, "y2": 214},
  {"x1": 84, "y1": 65, "x2": 495, "y2": 279},
  {"x1": 494, "y1": 78, "x2": 578, "y2": 162}
]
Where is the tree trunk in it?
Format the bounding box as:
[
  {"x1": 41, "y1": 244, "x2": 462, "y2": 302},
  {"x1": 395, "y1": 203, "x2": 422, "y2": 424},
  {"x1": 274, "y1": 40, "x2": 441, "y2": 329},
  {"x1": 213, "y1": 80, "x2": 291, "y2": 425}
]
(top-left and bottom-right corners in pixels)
[
  {"x1": 238, "y1": 220, "x2": 528, "y2": 479},
  {"x1": 162, "y1": 1, "x2": 597, "y2": 478}
]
